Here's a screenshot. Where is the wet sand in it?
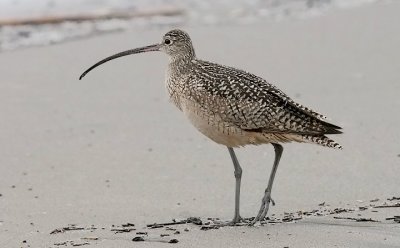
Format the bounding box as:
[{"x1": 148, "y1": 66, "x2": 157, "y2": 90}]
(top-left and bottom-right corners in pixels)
[{"x1": 0, "y1": 1, "x2": 399, "y2": 247}]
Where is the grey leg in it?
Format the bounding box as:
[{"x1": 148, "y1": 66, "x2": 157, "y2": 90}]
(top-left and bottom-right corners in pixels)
[
  {"x1": 250, "y1": 143, "x2": 283, "y2": 225},
  {"x1": 227, "y1": 147, "x2": 243, "y2": 224}
]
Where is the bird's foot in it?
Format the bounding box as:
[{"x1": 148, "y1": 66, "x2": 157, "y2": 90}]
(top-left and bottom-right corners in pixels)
[
  {"x1": 249, "y1": 191, "x2": 274, "y2": 226},
  {"x1": 212, "y1": 215, "x2": 249, "y2": 227}
]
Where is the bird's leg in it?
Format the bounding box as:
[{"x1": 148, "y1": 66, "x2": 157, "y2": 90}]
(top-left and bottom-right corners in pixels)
[
  {"x1": 227, "y1": 147, "x2": 243, "y2": 224},
  {"x1": 250, "y1": 143, "x2": 283, "y2": 225},
  {"x1": 212, "y1": 147, "x2": 245, "y2": 227}
]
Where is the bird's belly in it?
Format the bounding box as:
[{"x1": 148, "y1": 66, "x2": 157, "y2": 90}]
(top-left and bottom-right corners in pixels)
[
  {"x1": 184, "y1": 112, "x2": 246, "y2": 147},
  {"x1": 179, "y1": 100, "x2": 290, "y2": 147}
]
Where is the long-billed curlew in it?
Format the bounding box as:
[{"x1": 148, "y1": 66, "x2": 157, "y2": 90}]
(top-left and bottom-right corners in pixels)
[{"x1": 79, "y1": 29, "x2": 342, "y2": 226}]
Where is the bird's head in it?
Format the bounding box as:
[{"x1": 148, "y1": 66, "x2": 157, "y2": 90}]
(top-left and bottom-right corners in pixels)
[
  {"x1": 160, "y1": 29, "x2": 195, "y2": 60},
  {"x1": 79, "y1": 29, "x2": 195, "y2": 80}
]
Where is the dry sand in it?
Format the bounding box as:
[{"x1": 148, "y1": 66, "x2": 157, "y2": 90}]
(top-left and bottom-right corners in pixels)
[{"x1": 1, "y1": 1, "x2": 399, "y2": 247}]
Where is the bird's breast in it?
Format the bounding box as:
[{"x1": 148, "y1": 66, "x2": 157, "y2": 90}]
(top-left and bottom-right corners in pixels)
[{"x1": 165, "y1": 68, "x2": 186, "y2": 111}]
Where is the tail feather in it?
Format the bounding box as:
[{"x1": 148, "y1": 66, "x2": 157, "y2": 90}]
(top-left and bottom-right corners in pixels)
[{"x1": 302, "y1": 135, "x2": 342, "y2": 149}]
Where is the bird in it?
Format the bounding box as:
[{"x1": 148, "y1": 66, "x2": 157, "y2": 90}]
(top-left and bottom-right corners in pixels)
[{"x1": 79, "y1": 29, "x2": 342, "y2": 226}]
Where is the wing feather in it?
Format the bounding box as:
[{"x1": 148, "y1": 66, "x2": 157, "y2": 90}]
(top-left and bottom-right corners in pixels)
[{"x1": 188, "y1": 60, "x2": 342, "y2": 135}]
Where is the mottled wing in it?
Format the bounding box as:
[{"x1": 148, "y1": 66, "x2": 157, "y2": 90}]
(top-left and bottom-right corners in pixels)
[{"x1": 190, "y1": 60, "x2": 341, "y2": 135}]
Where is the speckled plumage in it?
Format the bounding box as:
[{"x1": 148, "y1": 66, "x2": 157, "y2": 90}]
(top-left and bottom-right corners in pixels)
[{"x1": 164, "y1": 29, "x2": 342, "y2": 149}]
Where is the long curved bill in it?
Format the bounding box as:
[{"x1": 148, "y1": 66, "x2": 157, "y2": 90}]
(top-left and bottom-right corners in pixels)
[{"x1": 79, "y1": 43, "x2": 161, "y2": 80}]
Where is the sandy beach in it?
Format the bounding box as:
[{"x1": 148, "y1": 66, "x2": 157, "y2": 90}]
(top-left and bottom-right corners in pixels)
[{"x1": 0, "y1": 1, "x2": 399, "y2": 247}]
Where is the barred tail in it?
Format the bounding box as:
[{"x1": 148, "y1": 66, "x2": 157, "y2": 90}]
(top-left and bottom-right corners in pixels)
[{"x1": 301, "y1": 135, "x2": 343, "y2": 149}]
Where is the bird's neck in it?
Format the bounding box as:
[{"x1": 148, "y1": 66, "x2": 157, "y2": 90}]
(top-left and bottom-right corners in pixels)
[{"x1": 168, "y1": 56, "x2": 194, "y2": 72}]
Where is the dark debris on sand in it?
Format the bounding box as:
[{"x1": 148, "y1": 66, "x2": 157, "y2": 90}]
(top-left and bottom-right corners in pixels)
[
  {"x1": 50, "y1": 225, "x2": 87, "y2": 234},
  {"x1": 54, "y1": 240, "x2": 90, "y2": 246},
  {"x1": 333, "y1": 217, "x2": 379, "y2": 222},
  {"x1": 132, "y1": 236, "x2": 145, "y2": 242},
  {"x1": 386, "y1": 216, "x2": 400, "y2": 223},
  {"x1": 373, "y1": 203, "x2": 400, "y2": 208},
  {"x1": 110, "y1": 222, "x2": 136, "y2": 233},
  {"x1": 132, "y1": 236, "x2": 179, "y2": 244},
  {"x1": 121, "y1": 222, "x2": 135, "y2": 227},
  {"x1": 111, "y1": 227, "x2": 136, "y2": 233},
  {"x1": 147, "y1": 217, "x2": 202, "y2": 229}
]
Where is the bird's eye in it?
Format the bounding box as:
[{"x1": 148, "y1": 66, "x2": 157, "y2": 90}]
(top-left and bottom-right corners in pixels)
[{"x1": 165, "y1": 39, "x2": 171, "y2": 45}]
